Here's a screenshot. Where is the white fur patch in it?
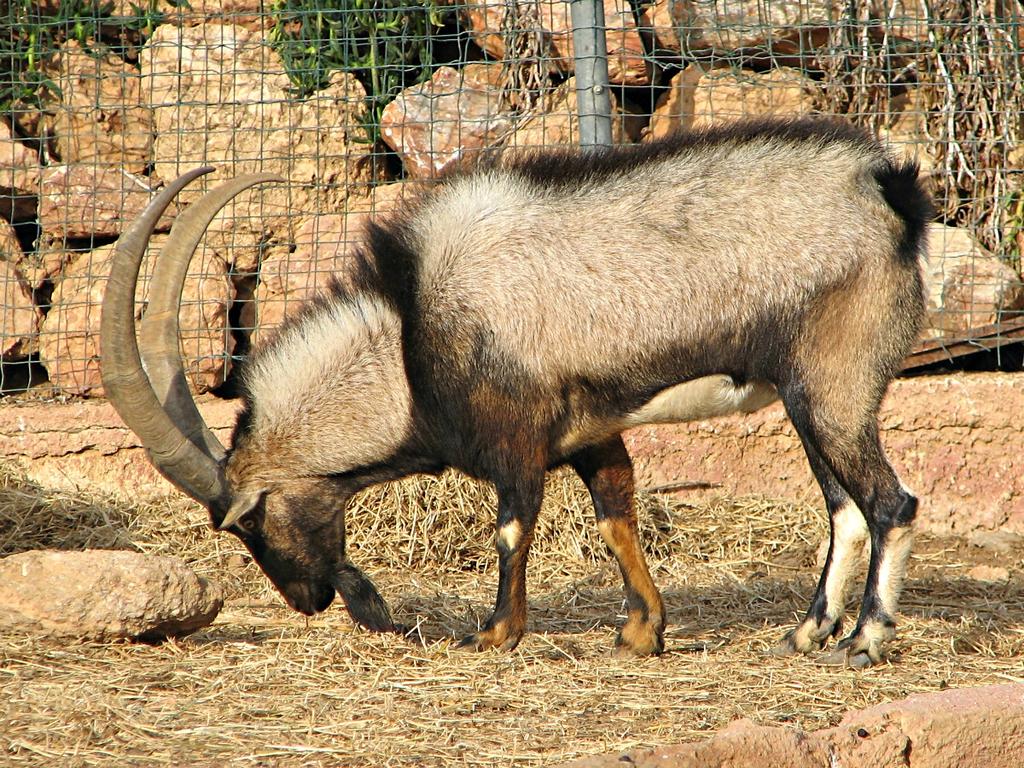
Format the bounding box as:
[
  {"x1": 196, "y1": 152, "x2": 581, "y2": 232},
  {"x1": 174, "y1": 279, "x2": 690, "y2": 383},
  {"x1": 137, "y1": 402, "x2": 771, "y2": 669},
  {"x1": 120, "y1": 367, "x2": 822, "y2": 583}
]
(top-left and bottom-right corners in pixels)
[
  {"x1": 626, "y1": 375, "x2": 778, "y2": 426},
  {"x1": 498, "y1": 520, "x2": 523, "y2": 551},
  {"x1": 876, "y1": 525, "x2": 914, "y2": 615},
  {"x1": 823, "y1": 501, "x2": 869, "y2": 618},
  {"x1": 237, "y1": 294, "x2": 413, "y2": 476}
]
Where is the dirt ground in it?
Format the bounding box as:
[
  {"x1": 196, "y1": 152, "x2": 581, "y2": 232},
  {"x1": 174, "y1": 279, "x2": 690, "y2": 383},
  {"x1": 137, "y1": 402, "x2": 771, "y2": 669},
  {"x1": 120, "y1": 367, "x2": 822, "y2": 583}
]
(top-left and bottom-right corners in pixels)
[{"x1": 1, "y1": 465, "x2": 1023, "y2": 766}]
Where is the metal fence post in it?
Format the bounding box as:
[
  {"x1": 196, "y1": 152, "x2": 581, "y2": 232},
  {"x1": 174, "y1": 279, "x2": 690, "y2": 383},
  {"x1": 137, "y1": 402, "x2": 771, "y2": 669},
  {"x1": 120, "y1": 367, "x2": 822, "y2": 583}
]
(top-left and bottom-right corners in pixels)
[{"x1": 569, "y1": 0, "x2": 613, "y2": 148}]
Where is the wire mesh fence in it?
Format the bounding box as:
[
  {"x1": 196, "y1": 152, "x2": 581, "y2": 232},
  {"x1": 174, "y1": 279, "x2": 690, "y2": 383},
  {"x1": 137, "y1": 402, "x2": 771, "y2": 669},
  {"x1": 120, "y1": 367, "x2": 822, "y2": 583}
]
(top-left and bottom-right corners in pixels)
[{"x1": 1, "y1": 0, "x2": 1023, "y2": 398}]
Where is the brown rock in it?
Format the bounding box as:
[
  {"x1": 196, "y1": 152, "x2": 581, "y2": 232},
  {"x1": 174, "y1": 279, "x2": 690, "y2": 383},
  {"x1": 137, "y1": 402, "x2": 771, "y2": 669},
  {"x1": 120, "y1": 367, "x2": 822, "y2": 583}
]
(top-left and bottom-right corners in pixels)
[
  {"x1": 505, "y1": 76, "x2": 635, "y2": 148},
  {"x1": 17, "y1": 237, "x2": 71, "y2": 292},
  {"x1": 141, "y1": 23, "x2": 377, "y2": 272},
  {"x1": 646, "y1": 65, "x2": 819, "y2": 140},
  {"x1": 255, "y1": 182, "x2": 417, "y2": 338},
  {"x1": 830, "y1": 683, "x2": 1024, "y2": 768},
  {"x1": 51, "y1": 40, "x2": 153, "y2": 173},
  {"x1": 690, "y1": 66, "x2": 819, "y2": 126},
  {"x1": 110, "y1": 0, "x2": 267, "y2": 23},
  {"x1": 562, "y1": 684, "x2": 1024, "y2": 768},
  {"x1": 38, "y1": 164, "x2": 177, "y2": 240},
  {"x1": 380, "y1": 64, "x2": 513, "y2": 178},
  {"x1": 0, "y1": 119, "x2": 41, "y2": 222},
  {"x1": 462, "y1": 0, "x2": 650, "y2": 86},
  {"x1": 38, "y1": 235, "x2": 233, "y2": 396},
  {"x1": 645, "y1": 64, "x2": 703, "y2": 141},
  {"x1": 0, "y1": 258, "x2": 39, "y2": 361},
  {"x1": 0, "y1": 549, "x2": 222, "y2": 641},
  {"x1": 640, "y1": 0, "x2": 838, "y2": 58},
  {"x1": 926, "y1": 224, "x2": 1024, "y2": 335},
  {"x1": 967, "y1": 564, "x2": 1011, "y2": 583},
  {"x1": 0, "y1": 214, "x2": 23, "y2": 264}
]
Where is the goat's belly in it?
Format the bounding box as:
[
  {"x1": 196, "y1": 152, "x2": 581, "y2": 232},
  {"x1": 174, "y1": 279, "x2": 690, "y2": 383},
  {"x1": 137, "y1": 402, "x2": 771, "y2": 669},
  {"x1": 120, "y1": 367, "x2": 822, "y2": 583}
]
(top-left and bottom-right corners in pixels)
[
  {"x1": 555, "y1": 375, "x2": 778, "y2": 457},
  {"x1": 625, "y1": 375, "x2": 778, "y2": 427}
]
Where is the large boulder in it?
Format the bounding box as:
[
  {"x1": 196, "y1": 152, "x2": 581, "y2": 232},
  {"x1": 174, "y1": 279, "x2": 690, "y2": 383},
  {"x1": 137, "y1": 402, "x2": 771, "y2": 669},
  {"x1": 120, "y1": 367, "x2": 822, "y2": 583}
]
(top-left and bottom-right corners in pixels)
[
  {"x1": 254, "y1": 182, "x2": 417, "y2": 340},
  {"x1": 640, "y1": 0, "x2": 839, "y2": 59},
  {"x1": 462, "y1": 0, "x2": 650, "y2": 86},
  {"x1": 380, "y1": 64, "x2": 513, "y2": 179},
  {"x1": 505, "y1": 76, "x2": 638, "y2": 148},
  {"x1": 563, "y1": 683, "x2": 1024, "y2": 768},
  {"x1": 38, "y1": 164, "x2": 179, "y2": 240},
  {"x1": 38, "y1": 235, "x2": 233, "y2": 396},
  {"x1": 925, "y1": 224, "x2": 1024, "y2": 335},
  {"x1": 50, "y1": 40, "x2": 153, "y2": 173},
  {"x1": 646, "y1": 65, "x2": 819, "y2": 140},
  {"x1": 0, "y1": 119, "x2": 41, "y2": 222},
  {"x1": 140, "y1": 23, "x2": 378, "y2": 272},
  {"x1": 0, "y1": 223, "x2": 39, "y2": 361},
  {"x1": 0, "y1": 549, "x2": 223, "y2": 641}
]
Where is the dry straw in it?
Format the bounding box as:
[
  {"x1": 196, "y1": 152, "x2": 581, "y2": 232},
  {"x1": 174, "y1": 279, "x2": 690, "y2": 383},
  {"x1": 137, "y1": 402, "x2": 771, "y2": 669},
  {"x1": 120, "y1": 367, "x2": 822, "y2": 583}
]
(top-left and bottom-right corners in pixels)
[{"x1": 2, "y1": 463, "x2": 1022, "y2": 766}]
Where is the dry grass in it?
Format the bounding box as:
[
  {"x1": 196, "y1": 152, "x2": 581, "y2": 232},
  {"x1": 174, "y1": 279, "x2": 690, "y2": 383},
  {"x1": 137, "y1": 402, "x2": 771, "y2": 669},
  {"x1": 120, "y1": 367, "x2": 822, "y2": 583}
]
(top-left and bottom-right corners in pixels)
[{"x1": 2, "y1": 464, "x2": 1023, "y2": 767}]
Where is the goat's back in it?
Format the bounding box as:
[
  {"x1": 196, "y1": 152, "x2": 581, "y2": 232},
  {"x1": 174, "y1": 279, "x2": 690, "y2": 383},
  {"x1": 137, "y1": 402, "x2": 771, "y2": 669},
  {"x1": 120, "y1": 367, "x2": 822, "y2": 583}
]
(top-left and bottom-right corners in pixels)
[{"x1": 381, "y1": 119, "x2": 928, "y2": 386}]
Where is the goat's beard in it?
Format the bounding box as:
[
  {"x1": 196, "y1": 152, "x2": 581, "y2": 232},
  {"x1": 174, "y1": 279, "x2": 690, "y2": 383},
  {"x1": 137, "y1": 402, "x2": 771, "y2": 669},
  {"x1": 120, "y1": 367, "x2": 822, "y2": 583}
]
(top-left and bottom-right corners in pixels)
[{"x1": 333, "y1": 562, "x2": 401, "y2": 634}]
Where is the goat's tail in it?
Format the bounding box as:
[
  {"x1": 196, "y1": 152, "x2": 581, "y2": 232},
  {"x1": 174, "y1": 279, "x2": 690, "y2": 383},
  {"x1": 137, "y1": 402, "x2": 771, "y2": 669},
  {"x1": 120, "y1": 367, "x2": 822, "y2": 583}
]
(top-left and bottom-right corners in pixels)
[{"x1": 874, "y1": 158, "x2": 934, "y2": 264}]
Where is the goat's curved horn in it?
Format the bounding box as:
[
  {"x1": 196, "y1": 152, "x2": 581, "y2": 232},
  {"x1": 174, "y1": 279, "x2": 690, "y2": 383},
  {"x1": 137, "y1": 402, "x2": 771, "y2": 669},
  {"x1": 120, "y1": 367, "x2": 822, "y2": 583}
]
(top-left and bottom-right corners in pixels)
[
  {"x1": 140, "y1": 173, "x2": 284, "y2": 463},
  {"x1": 101, "y1": 168, "x2": 277, "y2": 513}
]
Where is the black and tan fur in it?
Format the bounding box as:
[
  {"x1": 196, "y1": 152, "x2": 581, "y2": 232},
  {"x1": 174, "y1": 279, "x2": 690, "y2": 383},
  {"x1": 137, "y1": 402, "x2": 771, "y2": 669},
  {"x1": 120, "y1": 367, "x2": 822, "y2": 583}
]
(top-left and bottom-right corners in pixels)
[{"x1": 105, "y1": 117, "x2": 932, "y2": 667}]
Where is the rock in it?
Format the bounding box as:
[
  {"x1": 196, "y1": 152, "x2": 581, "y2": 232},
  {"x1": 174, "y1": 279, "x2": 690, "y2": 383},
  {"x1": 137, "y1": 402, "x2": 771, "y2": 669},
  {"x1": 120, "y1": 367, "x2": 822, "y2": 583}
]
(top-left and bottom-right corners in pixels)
[
  {"x1": 0, "y1": 258, "x2": 39, "y2": 361},
  {"x1": 967, "y1": 564, "x2": 1011, "y2": 583},
  {"x1": 38, "y1": 235, "x2": 233, "y2": 396},
  {"x1": 505, "y1": 76, "x2": 637, "y2": 148},
  {"x1": 925, "y1": 224, "x2": 1024, "y2": 335},
  {"x1": 690, "y1": 66, "x2": 819, "y2": 126},
  {"x1": 562, "y1": 683, "x2": 1024, "y2": 767},
  {"x1": 50, "y1": 40, "x2": 153, "y2": 173},
  {"x1": 380, "y1": 64, "x2": 513, "y2": 179},
  {"x1": 968, "y1": 529, "x2": 1023, "y2": 554},
  {"x1": 38, "y1": 164, "x2": 177, "y2": 240},
  {"x1": 141, "y1": 23, "x2": 377, "y2": 272},
  {"x1": 640, "y1": 0, "x2": 838, "y2": 59},
  {"x1": 254, "y1": 182, "x2": 417, "y2": 339},
  {"x1": 0, "y1": 119, "x2": 41, "y2": 222},
  {"x1": 646, "y1": 65, "x2": 819, "y2": 140},
  {"x1": 462, "y1": 0, "x2": 650, "y2": 86},
  {"x1": 0, "y1": 549, "x2": 222, "y2": 641}
]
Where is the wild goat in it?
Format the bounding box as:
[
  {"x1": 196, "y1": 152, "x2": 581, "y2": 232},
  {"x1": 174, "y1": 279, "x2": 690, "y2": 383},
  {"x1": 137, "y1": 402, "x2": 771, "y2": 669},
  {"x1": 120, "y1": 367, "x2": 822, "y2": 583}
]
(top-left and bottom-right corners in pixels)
[{"x1": 101, "y1": 118, "x2": 931, "y2": 668}]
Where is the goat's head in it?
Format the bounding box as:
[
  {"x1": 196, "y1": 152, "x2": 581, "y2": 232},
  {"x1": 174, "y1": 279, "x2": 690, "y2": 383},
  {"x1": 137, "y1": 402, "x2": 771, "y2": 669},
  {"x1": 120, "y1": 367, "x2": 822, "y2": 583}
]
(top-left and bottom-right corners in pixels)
[{"x1": 100, "y1": 168, "x2": 400, "y2": 632}]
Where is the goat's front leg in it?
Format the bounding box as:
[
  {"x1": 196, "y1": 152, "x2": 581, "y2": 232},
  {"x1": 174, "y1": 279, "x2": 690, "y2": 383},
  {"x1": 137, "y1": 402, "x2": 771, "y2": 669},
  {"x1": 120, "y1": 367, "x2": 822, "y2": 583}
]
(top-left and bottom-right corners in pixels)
[
  {"x1": 459, "y1": 472, "x2": 545, "y2": 652},
  {"x1": 572, "y1": 436, "x2": 665, "y2": 656}
]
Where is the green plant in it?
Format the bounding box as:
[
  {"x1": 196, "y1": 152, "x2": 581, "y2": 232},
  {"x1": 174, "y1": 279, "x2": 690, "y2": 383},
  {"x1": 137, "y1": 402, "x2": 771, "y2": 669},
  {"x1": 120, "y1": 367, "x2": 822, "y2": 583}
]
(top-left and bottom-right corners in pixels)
[
  {"x1": 267, "y1": 0, "x2": 448, "y2": 143},
  {"x1": 1, "y1": 0, "x2": 168, "y2": 119}
]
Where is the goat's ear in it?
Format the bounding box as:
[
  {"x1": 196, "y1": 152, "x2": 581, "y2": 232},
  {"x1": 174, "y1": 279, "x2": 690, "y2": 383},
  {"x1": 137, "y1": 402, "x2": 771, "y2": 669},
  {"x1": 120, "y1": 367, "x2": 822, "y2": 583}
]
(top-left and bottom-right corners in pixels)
[{"x1": 218, "y1": 487, "x2": 265, "y2": 531}]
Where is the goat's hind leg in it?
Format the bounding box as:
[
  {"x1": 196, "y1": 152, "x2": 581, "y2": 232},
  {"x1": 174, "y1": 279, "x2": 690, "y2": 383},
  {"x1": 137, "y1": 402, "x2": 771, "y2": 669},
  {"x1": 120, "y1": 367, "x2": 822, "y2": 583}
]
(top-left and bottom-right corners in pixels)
[
  {"x1": 773, "y1": 446, "x2": 868, "y2": 657},
  {"x1": 572, "y1": 435, "x2": 666, "y2": 656},
  {"x1": 780, "y1": 385, "x2": 917, "y2": 668}
]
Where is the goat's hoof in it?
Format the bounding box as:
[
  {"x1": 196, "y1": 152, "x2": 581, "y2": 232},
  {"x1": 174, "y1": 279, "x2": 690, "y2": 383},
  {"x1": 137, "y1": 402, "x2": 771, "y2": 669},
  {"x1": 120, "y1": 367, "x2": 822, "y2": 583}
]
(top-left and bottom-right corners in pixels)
[
  {"x1": 771, "y1": 619, "x2": 838, "y2": 657},
  {"x1": 817, "y1": 635, "x2": 886, "y2": 669},
  {"x1": 770, "y1": 633, "x2": 803, "y2": 658},
  {"x1": 613, "y1": 617, "x2": 665, "y2": 658},
  {"x1": 613, "y1": 629, "x2": 665, "y2": 658},
  {"x1": 457, "y1": 625, "x2": 523, "y2": 652}
]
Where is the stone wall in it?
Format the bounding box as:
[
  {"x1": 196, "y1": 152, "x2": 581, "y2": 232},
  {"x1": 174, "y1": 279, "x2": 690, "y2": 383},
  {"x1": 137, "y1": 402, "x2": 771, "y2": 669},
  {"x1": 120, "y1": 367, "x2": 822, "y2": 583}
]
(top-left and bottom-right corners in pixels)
[{"x1": 1, "y1": 372, "x2": 1020, "y2": 537}]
